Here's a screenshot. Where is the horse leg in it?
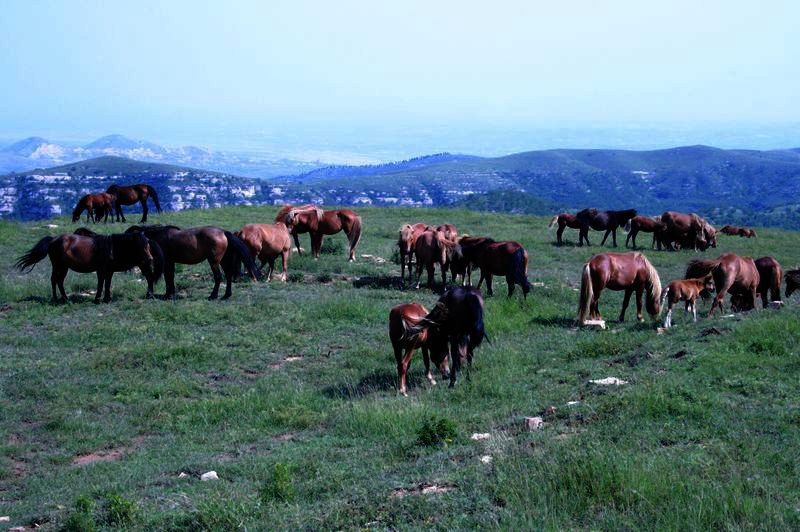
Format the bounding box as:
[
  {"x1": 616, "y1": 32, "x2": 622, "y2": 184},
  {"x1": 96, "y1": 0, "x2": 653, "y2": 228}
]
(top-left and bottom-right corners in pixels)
[
  {"x1": 635, "y1": 286, "x2": 644, "y2": 321},
  {"x1": 400, "y1": 250, "x2": 406, "y2": 281},
  {"x1": 440, "y1": 261, "x2": 447, "y2": 287},
  {"x1": 612, "y1": 229, "x2": 618, "y2": 247},
  {"x1": 222, "y1": 264, "x2": 235, "y2": 300},
  {"x1": 116, "y1": 203, "x2": 126, "y2": 223},
  {"x1": 414, "y1": 260, "x2": 424, "y2": 290},
  {"x1": 93, "y1": 272, "x2": 104, "y2": 304},
  {"x1": 51, "y1": 266, "x2": 68, "y2": 302},
  {"x1": 486, "y1": 274, "x2": 494, "y2": 296},
  {"x1": 692, "y1": 300, "x2": 698, "y2": 322},
  {"x1": 506, "y1": 274, "x2": 515, "y2": 297},
  {"x1": 601, "y1": 229, "x2": 611, "y2": 246},
  {"x1": 103, "y1": 273, "x2": 113, "y2": 303},
  {"x1": 280, "y1": 251, "x2": 288, "y2": 282},
  {"x1": 448, "y1": 339, "x2": 461, "y2": 388},
  {"x1": 426, "y1": 263, "x2": 435, "y2": 289},
  {"x1": 393, "y1": 343, "x2": 407, "y2": 396},
  {"x1": 311, "y1": 233, "x2": 323, "y2": 259},
  {"x1": 164, "y1": 261, "x2": 176, "y2": 300},
  {"x1": 556, "y1": 225, "x2": 565, "y2": 245},
  {"x1": 422, "y1": 346, "x2": 436, "y2": 385},
  {"x1": 139, "y1": 198, "x2": 149, "y2": 223},
  {"x1": 664, "y1": 303, "x2": 673, "y2": 328},
  {"x1": 618, "y1": 288, "x2": 633, "y2": 322},
  {"x1": 398, "y1": 346, "x2": 415, "y2": 396},
  {"x1": 626, "y1": 229, "x2": 634, "y2": 248},
  {"x1": 292, "y1": 233, "x2": 302, "y2": 254}
]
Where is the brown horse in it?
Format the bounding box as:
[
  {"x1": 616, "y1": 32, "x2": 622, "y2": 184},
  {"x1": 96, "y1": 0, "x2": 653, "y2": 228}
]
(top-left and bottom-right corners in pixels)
[
  {"x1": 575, "y1": 208, "x2": 638, "y2": 247},
  {"x1": 126, "y1": 225, "x2": 260, "y2": 300},
  {"x1": 548, "y1": 213, "x2": 582, "y2": 245},
  {"x1": 389, "y1": 303, "x2": 450, "y2": 396},
  {"x1": 436, "y1": 224, "x2": 459, "y2": 242},
  {"x1": 449, "y1": 236, "x2": 495, "y2": 285},
  {"x1": 738, "y1": 227, "x2": 757, "y2": 238},
  {"x1": 658, "y1": 212, "x2": 716, "y2": 251},
  {"x1": 414, "y1": 229, "x2": 462, "y2": 289},
  {"x1": 685, "y1": 253, "x2": 759, "y2": 316},
  {"x1": 235, "y1": 222, "x2": 292, "y2": 281},
  {"x1": 660, "y1": 274, "x2": 715, "y2": 327},
  {"x1": 397, "y1": 223, "x2": 428, "y2": 282},
  {"x1": 786, "y1": 269, "x2": 800, "y2": 298},
  {"x1": 624, "y1": 215, "x2": 664, "y2": 249},
  {"x1": 72, "y1": 193, "x2": 115, "y2": 223},
  {"x1": 720, "y1": 225, "x2": 739, "y2": 235},
  {"x1": 410, "y1": 286, "x2": 486, "y2": 387},
  {"x1": 753, "y1": 256, "x2": 783, "y2": 308},
  {"x1": 277, "y1": 204, "x2": 363, "y2": 261},
  {"x1": 16, "y1": 231, "x2": 157, "y2": 303},
  {"x1": 474, "y1": 241, "x2": 531, "y2": 298},
  {"x1": 106, "y1": 184, "x2": 162, "y2": 223},
  {"x1": 577, "y1": 252, "x2": 662, "y2": 323}
]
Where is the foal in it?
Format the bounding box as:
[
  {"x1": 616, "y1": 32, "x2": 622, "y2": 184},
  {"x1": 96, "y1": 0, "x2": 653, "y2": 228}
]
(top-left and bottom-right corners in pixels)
[
  {"x1": 660, "y1": 274, "x2": 715, "y2": 327},
  {"x1": 389, "y1": 303, "x2": 449, "y2": 396}
]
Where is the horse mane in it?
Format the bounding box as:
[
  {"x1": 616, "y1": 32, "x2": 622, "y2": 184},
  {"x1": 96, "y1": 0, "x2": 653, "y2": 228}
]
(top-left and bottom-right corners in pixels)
[
  {"x1": 74, "y1": 227, "x2": 99, "y2": 237},
  {"x1": 127, "y1": 224, "x2": 180, "y2": 235},
  {"x1": 274, "y1": 204, "x2": 294, "y2": 223},
  {"x1": 637, "y1": 253, "x2": 662, "y2": 316},
  {"x1": 685, "y1": 258, "x2": 722, "y2": 279}
]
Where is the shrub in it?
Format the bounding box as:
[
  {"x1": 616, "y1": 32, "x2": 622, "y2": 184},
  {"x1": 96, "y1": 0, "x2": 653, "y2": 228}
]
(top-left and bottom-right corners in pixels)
[
  {"x1": 63, "y1": 495, "x2": 96, "y2": 532},
  {"x1": 260, "y1": 462, "x2": 295, "y2": 503},
  {"x1": 320, "y1": 238, "x2": 344, "y2": 255},
  {"x1": 103, "y1": 492, "x2": 136, "y2": 526},
  {"x1": 287, "y1": 272, "x2": 305, "y2": 283},
  {"x1": 316, "y1": 272, "x2": 333, "y2": 283},
  {"x1": 417, "y1": 415, "x2": 458, "y2": 447}
]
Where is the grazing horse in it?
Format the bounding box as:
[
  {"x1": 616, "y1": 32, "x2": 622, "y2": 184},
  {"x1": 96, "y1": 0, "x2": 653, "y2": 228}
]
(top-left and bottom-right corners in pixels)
[
  {"x1": 235, "y1": 222, "x2": 292, "y2": 282},
  {"x1": 278, "y1": 204, "x2": 363, "y2": 261},
  {"x1": 577, "y1": 252, "x2": 662, "y2": 323},
  {"x1": 738, "y1": 227, "x2": 757, "y2": 238},
  {"x1": 659, "y1": 211, "x2": 716, "y2": 251},
  {"x1": 450, "y1": 236, "x2": 495, "y2": 285},
  {"x1": 625, "y1": 215, "x2": 664, "y2": 249},
  {"x1": 397, "y1": 223, "x2": 428, "y2": 282},
  {"x1": 72, "y1": 193, "x2": 115, "y2": 223},
  {"x1": 720, "y1": 225, "x2": 739, "y2": 236},
  {"x1": 389, "y1": 303, "x2": 450, "y2": 396},
  {"x1": 660, "y1": 274, "x2": 715, "y2": 327},
  {"x1": 126, "y1": 225, "x2": 260, "y2": 300},
  {"x1": 474, "y1": 241, "x2": 532, "y2": 298},
  {"x1": 106, "y1": 184, "x2": 162, "y2": 223},
  {"x1": 786, "y1": 269, "x2": 800, "y2": 298},
  {"x1": 548, "y1": 213, "x2": 581, "y2": 245},
  {"x1": 752, "y1": 256, "x2": 783, "y2": 308},
  {"x1": 575, "y1": 208, "x2": 637, "y2": 247},
  {"x1": 15, "y1": 231, "x2": 157, "y2": 303},
  {"x1": 414, "y1": 229, "x2": 462, "y2": 289},
  {"x1": 411, "y1": 286, "x2": 486, "y2": 387},
  {"x1": 685, "y1": 253, "x2": 759, "y2": 316}
]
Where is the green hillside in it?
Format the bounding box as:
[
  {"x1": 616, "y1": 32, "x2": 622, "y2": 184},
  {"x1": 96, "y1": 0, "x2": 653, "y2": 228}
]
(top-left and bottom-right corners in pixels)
[
  {"x1": 1, "y1": 206, "x2": 799, "y2": 529},
  {"x1": 10, "y1": 155, "x2": 226, "y2": 178}
]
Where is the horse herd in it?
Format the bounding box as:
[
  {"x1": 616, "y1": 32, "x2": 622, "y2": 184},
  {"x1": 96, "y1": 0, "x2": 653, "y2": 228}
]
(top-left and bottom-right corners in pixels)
[{"x1": 12, "y1": 194, "x2": 800, "y2": 395}]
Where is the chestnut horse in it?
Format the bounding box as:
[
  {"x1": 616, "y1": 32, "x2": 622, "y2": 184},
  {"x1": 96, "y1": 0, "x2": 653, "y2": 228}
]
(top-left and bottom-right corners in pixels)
[
  {"x1": 16, "y1": 231, "x2": 157, "y2": 303},
  {"x1": 658, "y1": 212, "x2": 716, "y2": 251},
  {"x1": 474, "y1": 241, "x2": 531, "y2": 298},
  {"x1": 449, "y1": 236, "x2": 495, "y2": 285},
  {"x1": 436, "y1": 224, "x2": 459, "y2": 243},
  {"x1": 414, "y1": 229, "x2": 462, "y2": 289},
  {"x1": 277, "y1": 204, "x2": 363, "y2": 261},
  {"x1": 577, "y1": 252, "x2": 662, "y2": 323},
  {"x1": 389, "y1": 303, "x2": 450, "y2": 396},
  {"x1": 624, "y1": 215, "x2": 663, "y2": 249},
  {"x1": 754, "y1": 256, "x2": 783, "y2": 308},
  {"x1": 548, "y1": 213, "x2": 581, "y2": 245},
  {"x1": 106, "y1": 184, "x2": 162, "y2": 223},
  {"x1": 575, "y1": 208, "x2": 637, "y2": 247},
  {"x1": 235, "y1": 222, "x2": 292, "y2": 281},
  {"x1": 397, "y1": 223, "x2": 428, "y2": 282},
  {"x1": 126, "y1": 225, "x2": 260, "y2": 300},
  {"x1": 685, "y1": 253, "x2": 759, "y2": 316},
  {"x1": 786, "y1": 269, "x2": 800, "y2": 298},
  {"x1": 410, "y1": 286, "x2": 486, "y2": 387},
  {"x1": 72, "y1": 193, "x2": 115, "y2": 223},
  {"x1": 721, "y1": 225, "x2": 756, "y2": 238},
  {"x1": 660, "y1": 274, "x2": 715, "y2": 327}
]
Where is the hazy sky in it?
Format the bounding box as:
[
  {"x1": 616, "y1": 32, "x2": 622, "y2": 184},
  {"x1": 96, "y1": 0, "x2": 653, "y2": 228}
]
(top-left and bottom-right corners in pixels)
[{"x1": 1, "y1": 0, "x2": 798, "y2": 151}]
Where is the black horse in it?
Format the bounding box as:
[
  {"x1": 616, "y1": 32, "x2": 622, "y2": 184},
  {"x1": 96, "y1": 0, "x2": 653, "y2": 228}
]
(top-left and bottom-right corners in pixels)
[
  {"x1": 16, "y1": 231, "x2": 160, "y2": 303},
  {"x1": 412, "y1": 286, "x2": 487, "y2": 387},
  {"x1": 575, "y1": 208, "x2": 637, "y2": 247}
]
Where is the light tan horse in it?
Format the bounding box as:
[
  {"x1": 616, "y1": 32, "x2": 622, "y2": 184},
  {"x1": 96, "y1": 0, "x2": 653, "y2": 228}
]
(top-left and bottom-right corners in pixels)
[
  {"x1": 660, "y1": 274, "x2": 715, "y2": 327},
  {"x1": 414, "y1": 229, "x2": 462, "y2": 289},
  {"x1": 277, "y1": 204, "x2": 363, "y2": 261},
  {"x1": 236, "y1": 222, "x2": 292, "y2": 281},
  {"x1": 577, "y1": 252, "x2": 662, "y2": 323},
  {"x1": 397, "y1": 223, "x2": 428, "y2": 282}
]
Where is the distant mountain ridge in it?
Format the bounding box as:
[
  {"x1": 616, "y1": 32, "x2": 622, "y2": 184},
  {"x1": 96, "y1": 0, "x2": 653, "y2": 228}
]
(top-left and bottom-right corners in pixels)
[{"x1": 293, "y1": 152, "x2": 482, "y2": 182}]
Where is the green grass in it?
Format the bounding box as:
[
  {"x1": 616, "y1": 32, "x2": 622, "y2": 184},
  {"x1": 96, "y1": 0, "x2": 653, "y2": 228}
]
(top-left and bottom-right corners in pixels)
[{"x1": 1, "y1": 206, "x2": 799, "y2": 530}]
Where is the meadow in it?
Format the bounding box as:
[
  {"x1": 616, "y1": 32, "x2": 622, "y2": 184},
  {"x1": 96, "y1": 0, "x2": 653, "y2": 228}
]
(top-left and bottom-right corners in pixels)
[{"x1": 1, "y1": 206, "x2": 799, "y2": 530}]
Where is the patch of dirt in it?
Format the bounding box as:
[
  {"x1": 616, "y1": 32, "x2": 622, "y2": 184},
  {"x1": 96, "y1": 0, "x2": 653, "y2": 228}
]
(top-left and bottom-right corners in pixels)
[
  {"x1": 269, "y1": 355, "x2": 304, "y2": 369},
  {"x1": 391, "y1": 482, "x2": 457, "y2": 498},
  {"x1": 71, "y1": 435, "x2": 146, "y2": 466},
  {"x1": 274, "y1": 431, "x2": 299, "y2": 442}
]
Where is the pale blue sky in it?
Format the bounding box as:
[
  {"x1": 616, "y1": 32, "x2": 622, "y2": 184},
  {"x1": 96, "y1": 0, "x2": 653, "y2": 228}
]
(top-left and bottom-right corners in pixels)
[{"x1": 0, "y1": 0, "x2": 798, "y2": 153}]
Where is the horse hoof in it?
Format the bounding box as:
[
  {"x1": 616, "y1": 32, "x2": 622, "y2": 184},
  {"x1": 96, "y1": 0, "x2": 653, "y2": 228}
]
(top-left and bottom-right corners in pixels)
[{"x1": 208, "y1": 295, "x2": 218, "y2": 301}]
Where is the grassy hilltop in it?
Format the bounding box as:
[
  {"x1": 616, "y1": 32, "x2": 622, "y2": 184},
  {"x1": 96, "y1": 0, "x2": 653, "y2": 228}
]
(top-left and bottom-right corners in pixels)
[{"x1": 1, "y1": 206, "x2": 800, "y2": 529}]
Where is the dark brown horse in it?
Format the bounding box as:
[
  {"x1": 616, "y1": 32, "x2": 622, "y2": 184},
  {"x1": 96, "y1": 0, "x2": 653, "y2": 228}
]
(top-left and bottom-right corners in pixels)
[
  {"x1": 577, "y1": 252, "x2": 662, "y2": 323},
  {"x1": 720, "y1": 225, "x2": 739, "y2": 235},
  {"x1": 16, "y1": 231, "x2": 158, "y2": 303},
  {"x1": 126, "y1": 225, "x2": 260, "y2": 300},
  {"x1": 414, "y1": 229, "x2": 462, "y2": 289},
  {"x1": 474, "y1": 241, "x2": 531, "y2": 298},
  {"x1": 685, "y1": 253, "x2": 759, "y2": 316},
  {"x1": 236, "y1": 222, "x2": 292, "y2": 282},
  {"x1": 624, "y1": 215, "x2": 664, "y2": 249},
  {"x1": 449, "y1": 236, "x2": 495, "y2": 285},
  {"x1": 738, "y1": 227, "x2": 757, "y2": 238},
  {"x1": 786, "y1": 269, "x2": 800, "y2": 298},
  {"x1": 277, "y1": 204, "x2": 363, "y2": 261},
  {"x1": 72, "y1": 193, "x2": 115, "y2": 223},
  {"x1": 410, "y1": 286, "x2": 486, "y2": 387},
  {"x1": 389, "y1": 302, "x2": 450, "y2": 396},
  {"x1": 575, "y1": 208, "x2": 637, "y2": 247},
  {"x1": 106, "y1": 184, "x2": 162, "y2": 223},
  {"x1": 548, "y1": 213, "x2": 582, "y2": 245},
  {"x1": 397, "y1": 223, "x2": 428, "y2": 282}
]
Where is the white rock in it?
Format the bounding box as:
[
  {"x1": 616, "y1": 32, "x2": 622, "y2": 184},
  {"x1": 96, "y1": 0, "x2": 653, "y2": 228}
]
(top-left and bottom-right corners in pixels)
[
  {"x1": 480, "y1": 455, "x2": 493, "y2": 464},
  {"x1": 523, "y1": 416, "x2": 545, "y2": 431},
  {"x1": 769, "y1": 301, "x2": 784, "y2": 309},
  {"x1": 0, "y1": 516, "x2": 10, "y2": 522},
  {"x1": 590, "y1": 377, "x2": 628, "y2": 386},
  {"x1": 178, "y1": 472, "x2": 189, "y2": 478},
  {"x1": 567, "y1": 401, "x2": 580, "y2": 406},
  {"x1": 582, "y1": 319, "x2": 606, "y2": 329},
  {"x1": 200, "y1": 471, "x2": 219, "y2": 481},
  {"x1": 470, "y1": 433, "x2": 491, "y2": 441}
]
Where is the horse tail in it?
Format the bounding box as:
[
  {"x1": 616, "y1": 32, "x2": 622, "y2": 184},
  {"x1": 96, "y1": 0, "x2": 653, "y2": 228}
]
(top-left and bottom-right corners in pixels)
[
  {"x1": 548, "y1": 215, "x2": 559, "y2": 229},
  {"x1": 15, "y1": 236, "x2": 54, "y2": 272},
  {"x1": 641, "y1": 254, "x2": 662, "y2": 316},
  {"x1": 346, "y1": 213, "x2": 363, "y2": 256},
  {"x1": 624, "y1": 218, "x2": 633, "y2": 233},
  {"x1": 511, "y1": 247, "x2": 531, "y2": 297},
  {"x1": 223, "y1": 231, "x2": 261, "y2": 281},
  {"x1": 467, "y1": 294, "x2": 486, "y2": 351},
  {"x1": 146, "y1": 185, "x2": 162, "y2": 213},
  {"x1": 577, "y1": 263, "x2": 593, "y2": 323},
  {"x1": 148, "y1": 238, "x2": 164, "y2": 284}
]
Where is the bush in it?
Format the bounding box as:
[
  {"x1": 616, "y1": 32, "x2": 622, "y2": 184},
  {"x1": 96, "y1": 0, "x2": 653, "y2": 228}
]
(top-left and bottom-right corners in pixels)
[
  {"x1": 103, "y1": 492, "x2": 136, "y2": 526},
  {"x1": 63, "y1": 495, "x2": 96, "y2": 532},
  {"x1": 417, "y1": 415, "x2": 458, "y2": 447},
  {"x1": 316, "y1": 272, "x2": 333, "y2": 283},
  {"x1": 287, "y1": 272, "x2": 305, "y2": 283},
  {"x1": 260, "y1": 462, "x2": 295, "y2": 503},
  {"x1": 320, "y1": 238, "x2": 344, "y2": 255}
]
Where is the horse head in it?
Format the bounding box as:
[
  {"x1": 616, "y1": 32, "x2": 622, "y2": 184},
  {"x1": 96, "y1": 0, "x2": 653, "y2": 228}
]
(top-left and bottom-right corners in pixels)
[{"x1": 786, "y1": 270, "x2": 800, "y2": 298}]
